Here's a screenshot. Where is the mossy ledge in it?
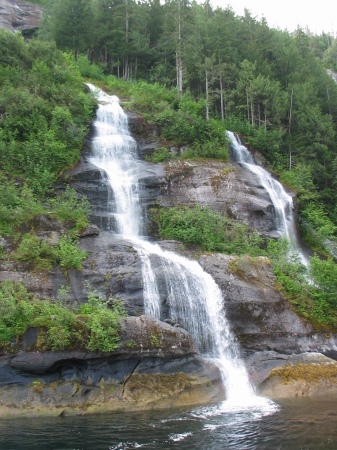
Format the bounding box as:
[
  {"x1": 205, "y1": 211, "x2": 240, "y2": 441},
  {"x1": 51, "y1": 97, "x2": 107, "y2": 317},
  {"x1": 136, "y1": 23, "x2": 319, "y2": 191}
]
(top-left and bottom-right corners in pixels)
[
  {"x1": 0, "y1": 372, "x2": 221, "y2": 419},
  {"x1": 259, "y1": 361, "x2": 337, "y2": 399}
]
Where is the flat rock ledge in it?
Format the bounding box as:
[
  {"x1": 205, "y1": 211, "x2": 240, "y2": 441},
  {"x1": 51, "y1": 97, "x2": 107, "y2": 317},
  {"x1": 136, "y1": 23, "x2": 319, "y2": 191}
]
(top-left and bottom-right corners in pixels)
[
  {"x1": 251, "y1": 352, "x2": 337, "y2": 399},
  {"x1": 0, "y1": 316, "x2": 224, "y2": 418}
]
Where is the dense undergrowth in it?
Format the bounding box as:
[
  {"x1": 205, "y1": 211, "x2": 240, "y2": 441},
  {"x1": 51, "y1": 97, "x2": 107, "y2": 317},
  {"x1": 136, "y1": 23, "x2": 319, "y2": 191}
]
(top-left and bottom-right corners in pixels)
[
  {"x1": 151, "y1": 205, "x2": 263, "y2": 257},
  {"x1": 0, "y1": 281, "x2": 125, "y2": 352},
  {"x1": 0, "y1": 31, "x2": 97, "y2": 272}
]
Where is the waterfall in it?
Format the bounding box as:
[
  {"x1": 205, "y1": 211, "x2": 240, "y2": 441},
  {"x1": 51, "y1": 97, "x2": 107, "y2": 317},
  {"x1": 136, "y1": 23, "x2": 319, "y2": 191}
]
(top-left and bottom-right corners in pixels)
[
  {"x1": 226, "y1": 131, "x2": 309, "y2": 266},
  {"x1": 88, "y1": 84, "x2": 274, "y2": 412},
  {"x1": 226, "y1": 131, "x2": 295, "y2": 240}
]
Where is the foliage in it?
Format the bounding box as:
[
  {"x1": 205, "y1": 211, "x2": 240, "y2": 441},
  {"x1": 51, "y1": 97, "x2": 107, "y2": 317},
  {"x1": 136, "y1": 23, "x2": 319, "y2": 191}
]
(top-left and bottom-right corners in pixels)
[
  {"x1": 0, "y1": 30, "x2": 96, "y2": 198},
  {"x1": 0, "y1": 177, "x2": 45, "y2": 235},
  {"x1": 300, "y1": 203, "x2": 336, "y2": 253},
  {"x1": 16, "y1": 233, "x2": 57, "y2": 270},
  {"x1": 146, "y1": 147, "x2": 171, "y2": 163},
  {"x1": 151, "y1": 205, "x2": 264, "y2": 256},
  {"x1": 38, "y1": 0, "x2": 337, "y2": 231},
  {"x1": 0, "y1": 281, "x2": 125, "y2": 352},
  {"x1": 266, "y1": 238, "x2": 337, "y2": 328},
  {"x1": 309, "y1": 256, "x2": 337, "y2": 323},
  {"x1": 57, "y1": 236, "x2": 87, "y2": 269},
  {"x1": 15, "y1": 233, "x2": 87, "y2": 271},
  {"x1": 51, "y1": 186, "x2": 92, "y2": 231},
  {"x1": 0, "y1": 178, "x2": 91, "y2": 238}
]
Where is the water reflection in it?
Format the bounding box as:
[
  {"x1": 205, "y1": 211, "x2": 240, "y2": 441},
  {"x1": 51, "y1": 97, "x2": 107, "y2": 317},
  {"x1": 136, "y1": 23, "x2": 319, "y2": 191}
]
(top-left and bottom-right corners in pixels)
[{"x1": 1, "y1": 398, "x2": 337, "y2": 449}]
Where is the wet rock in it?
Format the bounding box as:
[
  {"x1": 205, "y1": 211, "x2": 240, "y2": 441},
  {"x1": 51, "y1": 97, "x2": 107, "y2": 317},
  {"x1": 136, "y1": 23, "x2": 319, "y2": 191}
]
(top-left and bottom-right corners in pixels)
[
  {"x1": 198, "y1": 253, "x2": 313, "y2": 352},
  {"x1": 0, "y1": 0, "x2": 43, "y2": 36},
  {"x1": 0, "y1": 316, "x2": 224, "y2": 417},
  {"x1": 159, "y1": 160, "x2": 283, "y2": 237},
  {"x1": 75, "y1": 224, "x2": 100, "y2": 237},
  {"x1": 251, "y1": 352, "x2": 337, "y2": 399}
]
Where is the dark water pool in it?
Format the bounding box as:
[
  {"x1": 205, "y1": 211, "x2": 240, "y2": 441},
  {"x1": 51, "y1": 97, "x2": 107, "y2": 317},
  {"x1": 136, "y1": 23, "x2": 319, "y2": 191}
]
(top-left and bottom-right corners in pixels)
[{"x1": 1, "y1": 397, "x2": 337, "y2": 449}]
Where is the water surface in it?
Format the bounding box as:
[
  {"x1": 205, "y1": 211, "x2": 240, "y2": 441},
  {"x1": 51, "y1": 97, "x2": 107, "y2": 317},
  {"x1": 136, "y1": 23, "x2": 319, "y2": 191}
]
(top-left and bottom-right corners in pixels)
[{"x1": 1, "y1": 398, "x2": 337, "y2": 449}]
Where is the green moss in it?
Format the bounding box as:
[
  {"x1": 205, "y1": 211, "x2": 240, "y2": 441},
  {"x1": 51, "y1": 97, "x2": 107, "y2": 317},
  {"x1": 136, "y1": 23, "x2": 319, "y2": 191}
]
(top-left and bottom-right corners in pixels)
[
  {"x1": 126, "y1": 373, "x2": 194, "y2": 397},
  {"x1": 269, "y1": 362, "x2": 337, "y2": 384}
]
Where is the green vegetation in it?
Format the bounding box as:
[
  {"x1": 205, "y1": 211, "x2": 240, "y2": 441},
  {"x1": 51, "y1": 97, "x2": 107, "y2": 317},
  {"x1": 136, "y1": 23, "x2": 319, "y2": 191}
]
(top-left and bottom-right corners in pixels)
[
  {"x1": 0, "y1": 31, "x2": 96, "y2": 196},
  {"x1": 0, "y1": 31, "x2": 95, "y2": 271},
  {"x1": 146, "y1": 147, "x2": 170, "y2": 163},
  {"x1": 15, "y1": 233, "x2": 87, "y2": 270},
  {"x1": 267, "y1": 239, "x2": 337, "y2": 328},
  {"x1": 151, "y1": 205, "x2": 264, "y2": 257},
  {"x1": 0, "y1": 0, "x2": 336, "y2": 341},
  {"x1": 101, "y1": 76, "x2": 230, "y2": 156},
  {"x1": 0, "y1": 281, "x2": 125, "y2": 352}
]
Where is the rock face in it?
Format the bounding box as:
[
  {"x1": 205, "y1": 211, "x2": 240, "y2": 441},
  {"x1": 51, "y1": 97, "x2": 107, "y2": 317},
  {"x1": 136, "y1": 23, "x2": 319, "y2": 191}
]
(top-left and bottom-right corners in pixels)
[
  {"x1": 0, "y1": 315, "x2": 224, "y2": 417},
  {"x1": 160, "y1": 159, "x2": 294, "y2": 238},
  {"x1": 198, "y1": 253, "x2": 313, "y2": 353},
  {"x1": 0, "y1": 0, "x2": 43, "y2": 36}
]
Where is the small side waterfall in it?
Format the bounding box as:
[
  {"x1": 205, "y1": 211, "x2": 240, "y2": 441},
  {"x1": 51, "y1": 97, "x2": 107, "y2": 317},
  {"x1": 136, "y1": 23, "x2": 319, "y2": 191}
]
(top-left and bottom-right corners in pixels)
[
  {"x1": 227, "y1": 131, "x2": 295, "y2": 240},
  {"x1": 88, "y1": 85, "x2": 275, "y2": 412}
]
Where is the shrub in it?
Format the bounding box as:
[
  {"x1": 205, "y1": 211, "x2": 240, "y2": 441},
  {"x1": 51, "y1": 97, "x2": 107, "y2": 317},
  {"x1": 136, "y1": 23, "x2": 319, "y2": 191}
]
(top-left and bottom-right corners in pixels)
[
  {"x1": 51, "y1": 186, "x2": 92, "y2": 231},
  {"x1": 57, "y1": 236, "x2": 87, "y2": 269},
  {"x1": 151, "y1": 205, "x2": 264, "y2": 256},
  {"x1": 0, "y1": 281, "x2": 125, "y2": 352}
]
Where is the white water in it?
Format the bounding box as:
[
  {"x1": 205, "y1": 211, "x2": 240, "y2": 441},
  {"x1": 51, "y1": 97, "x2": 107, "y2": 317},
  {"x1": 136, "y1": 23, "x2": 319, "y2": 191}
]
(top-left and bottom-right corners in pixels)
[
  {"x1": 227, "y1": 131, "x2": 295, "y2": 240},
  {"x1": 88, "y1": 84, "x2": 275, "y2": 413},
  {"x1": 226, "y1": 131, "x2": 309, "y2": 268}
]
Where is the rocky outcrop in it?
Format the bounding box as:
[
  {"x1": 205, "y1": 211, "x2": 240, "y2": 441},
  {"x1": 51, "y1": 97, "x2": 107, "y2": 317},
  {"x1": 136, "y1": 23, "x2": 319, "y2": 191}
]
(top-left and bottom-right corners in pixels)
[
  {"x1": 0, "y1": 315, "x2": 224, "y2": 417},
  {"x1": 0, "y1": 0, "x2": 43, "y2": 36},
  {"x1": 159, "y1": 159, "x2": 294, "y2": 238},
  {"x1": 198, "y1": 253, "x2": 313, "y2": 352},
  {"x1": 252, "y1": 352, "x2": 337, "y2": 399}
]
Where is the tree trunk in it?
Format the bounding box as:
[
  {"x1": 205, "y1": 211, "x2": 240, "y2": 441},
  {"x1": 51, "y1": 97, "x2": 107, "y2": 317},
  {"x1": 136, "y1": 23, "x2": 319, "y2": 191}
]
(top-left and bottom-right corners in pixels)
[
  {"x1": 220, "y1": 75, "x2": 224, "y2": 121},
  {"x1": 258, "y1": 103, "x2": 261, "y2": 127},
  {"x1": 246, "y1": 88, "x2": 250, "y2": 123},
  {"x1": 125, "y1": 0, "x2": 129, "y2": 80},
  {"x1": 176, "y1": 0, "x2": 183, "y2": 98},
  {"x1": 205, "y1": 69, "x2": 209, "y2": 120},
  {"x1": 327, "y1": 85, "x2": 332, "y2": 116},
  {"x1": 251, "y1": 97, "x2": 254, "y2": 127},
  {"x1": 289, "y1": 85, "x2": 294, "y2": 134}
]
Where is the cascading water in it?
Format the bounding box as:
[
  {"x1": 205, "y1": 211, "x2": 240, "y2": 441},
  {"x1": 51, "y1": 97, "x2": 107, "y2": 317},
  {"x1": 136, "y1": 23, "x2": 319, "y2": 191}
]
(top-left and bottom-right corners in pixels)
[
  {"x1": 226, "y1": 131, "x2": 295, "y2": 240},
  {"x1": 88, "y1": 84, "x2": 275, "y2": 412},
  {"x1": 226, "y1": 131, "x2": 309, "y2": 267}
]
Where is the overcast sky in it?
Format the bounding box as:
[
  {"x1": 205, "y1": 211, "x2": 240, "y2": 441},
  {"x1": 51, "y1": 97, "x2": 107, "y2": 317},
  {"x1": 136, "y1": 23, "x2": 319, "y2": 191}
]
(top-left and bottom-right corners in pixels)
[{"x1": 207, "y1": 0, "x2": 337, "y2": 35}]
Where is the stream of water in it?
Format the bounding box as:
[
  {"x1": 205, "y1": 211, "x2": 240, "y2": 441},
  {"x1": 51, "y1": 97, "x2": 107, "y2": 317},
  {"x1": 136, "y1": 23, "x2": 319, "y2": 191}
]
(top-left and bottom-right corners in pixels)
[
  {"x1": 87, "y1": 84, "x2": 274, "y2": 413},
  {"x1": 226, "y1": 131, "x2": 309, "y2": 266}
]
